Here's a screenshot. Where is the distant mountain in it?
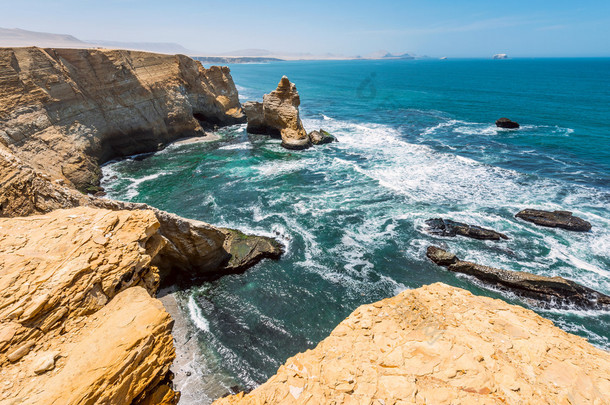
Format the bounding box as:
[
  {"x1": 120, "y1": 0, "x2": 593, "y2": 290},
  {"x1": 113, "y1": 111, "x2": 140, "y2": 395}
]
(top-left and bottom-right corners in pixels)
[
  {"x1": 0, "y1": 27, "x2": 88, "y2": 48},
  {"x1": 0, "y1": 27, "x2": 196, "y2": 55},
  {"x1": 363, "y1": 50, "x2": 417, "y2": 60},
  {"x1": 85, "y1": 40, "x2": 195, "y2": 55}
]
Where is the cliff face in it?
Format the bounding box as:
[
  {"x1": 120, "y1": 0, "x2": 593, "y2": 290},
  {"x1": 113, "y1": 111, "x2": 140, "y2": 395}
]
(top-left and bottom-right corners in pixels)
[
  {"x1": 0, "y1": 47, "x2": 244, "y2": 191},
  {"x1": 0, "y1": 207, "x2": 177, "y2": 404},
  {"x1": 216, "y1": 283, "x2": 610, "y2": 405},
  {"x1": 0, "y1": 48, "x2": 282, "y2": 404}
]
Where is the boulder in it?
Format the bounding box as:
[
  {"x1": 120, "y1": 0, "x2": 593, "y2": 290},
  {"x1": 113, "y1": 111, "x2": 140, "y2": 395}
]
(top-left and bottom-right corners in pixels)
[
  {"x1": 215, "y1": 283, "x2": 610, "y2": 405},
  {"x1": 309, "y1": 129, "x2": 336, "y2": 145},
  {"x1": 244, "y1": 76, "x2": 310, "y2": 150},
  {"x1": 495, "y1": 117, "x2": 520, "y2": 128},
  {"x1": 426, "y1": 246, "x2": 458, "y2": 266},
  {"x1": 425, "y1": 218, "x2": 508, "y2": 240},
  {"x1": 516, "y1": 209, "x2": 592, "y2": 232},
  {"x1": 426, "y1": 246, "x2": 610, "y2": 309}
]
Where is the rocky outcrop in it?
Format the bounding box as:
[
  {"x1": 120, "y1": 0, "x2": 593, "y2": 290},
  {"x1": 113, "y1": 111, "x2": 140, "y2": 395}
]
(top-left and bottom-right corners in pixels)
[
  {"x1": 425, "y1": 218, "x2": 508, "y2": 240},
  {"x1": 308, "y1": 129, "x2": 336, "y2": 145},
  {"x1": 243, "y1": 76, "x2": 310, "y2": 150},
  {"x1": 427, "y1": 246, "x2": 610, "y2": 309},
  {"x1": 495, "y1": 117, "x2": 519, "y2": 128},
  {"x1": 215, "y1": 283, "x2": 610, "y2": 404},
  {"x1": 516, "y1": 209, "x2": 592, "y2": 232},
  {"x1": 0, "y1": 207, "x2": 178, "y2": 404},
  {"x1": 0, "y1": 141, "x2": 280, "y2": 284},
  {"x1": 0, "y1": 46, "x2": 244, "y2": 192}
]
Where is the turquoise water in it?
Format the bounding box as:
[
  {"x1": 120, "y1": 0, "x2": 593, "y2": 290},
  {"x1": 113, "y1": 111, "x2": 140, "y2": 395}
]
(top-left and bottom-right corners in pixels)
[{"x1": 102, "y1": 59, "x2": 610, "y2": 395}]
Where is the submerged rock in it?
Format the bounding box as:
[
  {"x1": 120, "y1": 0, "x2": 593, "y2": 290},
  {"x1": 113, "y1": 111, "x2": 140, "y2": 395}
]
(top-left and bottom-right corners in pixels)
[
  {"x1": 516, "y1": 209, "x2": 592, "y2": 232},
  {"x1": 425, "y1": 218, "x2": 508, "y2": 240},
  {"x1": 426, "y1": 246, "x2": 610, "y2": 309},
  {"x1": 244, "y1": 76, "x2": 310, "y2": 150},
  {"x1": 215, "y1": 283, "x2": 610, "y2": 405},
  {"x1": 309, "y1": 129, "x2": 336, "y2": 145},
  {"x1": 495, "y1": 117, "x2": 520, "y2": 128}
]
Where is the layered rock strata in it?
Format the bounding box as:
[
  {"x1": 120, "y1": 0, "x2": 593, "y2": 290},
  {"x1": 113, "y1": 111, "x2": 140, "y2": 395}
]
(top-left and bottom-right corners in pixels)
[
  {"x1": 427, "y1": 246, "x2": 610, "y2": 309},
  {"x1": 215, "y1": 283, "x2": 610, "y2": 404},
  {"x1": 516, "y1": 209, "x2": 592, "y2": 232},
  {"x1": 0, "y1": 207, "x2": 177, "y2": 404},
  {"x1": 0, "y1": 46, "x2": 244, "y2": 192},
  {"x1": 243, "y1": 76, "x2": 310, "y2": 149},
  {"x1": 425, "y1": 218, "x2": 508, "y2": 240}
]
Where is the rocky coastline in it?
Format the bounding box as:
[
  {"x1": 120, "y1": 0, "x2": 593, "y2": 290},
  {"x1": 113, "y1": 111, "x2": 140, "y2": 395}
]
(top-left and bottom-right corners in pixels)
[
  {"x1": 1, "y1": 46, "x2": 609, "y2": 404},
  {"x1": 0, "y1": 47, "x2": 281, "y2": 404}
]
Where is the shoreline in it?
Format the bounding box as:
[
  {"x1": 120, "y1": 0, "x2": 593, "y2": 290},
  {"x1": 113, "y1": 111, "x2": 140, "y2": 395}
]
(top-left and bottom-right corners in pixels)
[{"x1": 158, "y1": 287, "x2": 234, "y2": 404}]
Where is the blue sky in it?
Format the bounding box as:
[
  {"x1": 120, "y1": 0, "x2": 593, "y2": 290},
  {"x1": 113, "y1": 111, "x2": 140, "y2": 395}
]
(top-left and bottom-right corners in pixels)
[{"x1": 2, "y1": 0, "x2": 609, "y2": 57}]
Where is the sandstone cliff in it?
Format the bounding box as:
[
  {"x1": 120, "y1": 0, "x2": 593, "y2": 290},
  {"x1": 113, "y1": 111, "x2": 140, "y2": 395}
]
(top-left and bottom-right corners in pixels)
[
  {"x1": 216, "y1": 283, "x2": 610, "y2": 404},
  {"x1": 0, "y1": 47, "x2": 282, "y2": 404},
  {"x1": 0, "y1": 207, "x2": 178, "y2": 404},
  {"x1": 0, "y1": 46, "x2": 244, "y2": 192}
]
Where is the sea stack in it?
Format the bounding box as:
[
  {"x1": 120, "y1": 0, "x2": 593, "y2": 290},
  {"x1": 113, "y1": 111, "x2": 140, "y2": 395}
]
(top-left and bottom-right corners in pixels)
[
  {"x1": 243, "y1": 76, "x2": 310, "y2": 150},
  {"x1": 496, "y1": 117, "x2": 520, "y2": 128}
]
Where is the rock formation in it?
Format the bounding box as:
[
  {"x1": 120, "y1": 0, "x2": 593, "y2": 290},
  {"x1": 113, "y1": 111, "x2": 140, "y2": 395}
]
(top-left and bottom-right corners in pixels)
[
  {"x1": 516, "y1": 209, "x2": 592, "y2": 232},
  {"x1": 308, "y1": 129, "x2": 336, "y2": 145},
  {"x1": 495, "y1": 117, "x2": 520, "y2": 128},
  {"x1": 0, "y1": 47, "x2": 282, "y2": 404},
  {"x1": 243, "y1": 76, "x2": 310, "y2": 149},
  {"x1": 427, "y1": 246, "x2": 610, "y2": 309},
  {"x1": 425, "y1": 218, "x2": 508, "y2": 240},
  {"x1": 0, "y1": 46, "x2": 244, "y2": 192},
  {"x1": 0, "y1": 207, "x2": 178, "y2": 404},
  {"x1": 215, "y1": 283, "x2": 610, "y2": 404}
]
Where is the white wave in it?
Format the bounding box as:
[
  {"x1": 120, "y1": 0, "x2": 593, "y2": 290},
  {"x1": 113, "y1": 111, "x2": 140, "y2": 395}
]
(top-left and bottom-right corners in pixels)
[
  {"x1": 188, "y1": 295, "x2": 210, "y2": 332},
  {"x1": 219, "y1": 142, "x2": 252, "y2": 151}
]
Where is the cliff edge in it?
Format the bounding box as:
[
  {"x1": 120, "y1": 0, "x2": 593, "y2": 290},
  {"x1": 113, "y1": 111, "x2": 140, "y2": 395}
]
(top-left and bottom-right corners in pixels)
[
  {"x1": 216, "y1": 283, "x2": 610, "y2": 404},
  {"x1": 0, "y1": 46, "x2": 244, "y2": 192}
]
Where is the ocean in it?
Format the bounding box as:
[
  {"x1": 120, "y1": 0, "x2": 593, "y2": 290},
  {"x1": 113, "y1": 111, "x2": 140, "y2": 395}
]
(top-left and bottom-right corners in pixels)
[{"x1": 101, "y1": 58, "x2": 610, "y2": 400}]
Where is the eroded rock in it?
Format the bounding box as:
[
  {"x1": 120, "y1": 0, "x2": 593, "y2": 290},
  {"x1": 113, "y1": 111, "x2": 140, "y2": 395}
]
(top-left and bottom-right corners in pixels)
[
  {"x1": 516, "y1": 209, "x2": 592, "y2": 232},
  {"x1": 244, "y1": 76, "x2": 310, "y2": 150},
  {"x1": 309, "y1": 129, "x2": 336, "y2": 145},
  {"x1": 215, "y1": 283, "x2": 610, "y2": 404},
  {"x1": 425, "y1": 218, "x2": 508, "y2": 240},
  {"x1": 0, "y1": 208, "x2": 178, "y2": 403},
  {"x1": 426, "y1": 246, "x2": 610, "y2": 309},
  {"x1": 0, "y1": 47, "x2": 244, "y2": 192}
]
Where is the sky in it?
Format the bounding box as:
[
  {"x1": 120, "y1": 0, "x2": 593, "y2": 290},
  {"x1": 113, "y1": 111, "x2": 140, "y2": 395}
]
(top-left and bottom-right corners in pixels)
[{"x1": 1, "y1": 0, "x2": 610, "y2": 57}]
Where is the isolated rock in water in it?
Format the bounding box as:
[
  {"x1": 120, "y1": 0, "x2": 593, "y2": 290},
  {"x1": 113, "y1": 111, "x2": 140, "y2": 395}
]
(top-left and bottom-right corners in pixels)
[
  {"x1": 309, "y1": 129, "x2": 336, "y2": 145},
  {"x1": 215, "y1": 283, "x2": 610, "y2": 405},
  {"x1": 426, "y1": 246, "x2": 610, "y2": 310},
  {"x1": 426, "y1": 245, "x2": 458, "y2": 266},
  {"x1": 425, "y1": 218, "x2": 509, "y2": 240},
  {"x1": 244, "y1": 76, "x2": 310, "y2": 150},
  {"x1": 495, "y1": 117, "x2": 520, "y2": 128},
  {"x1": 516, "y1": 209, "x2": 592, "y2": 232}
]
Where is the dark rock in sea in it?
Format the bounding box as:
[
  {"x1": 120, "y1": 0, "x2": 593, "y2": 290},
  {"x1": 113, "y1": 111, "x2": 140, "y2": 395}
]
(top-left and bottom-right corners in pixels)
[
  {"x1": 309, "y1": 129, "x2": 336, "y2": 145},
  {"x1": 515, "y1": 209, "x2": 592, "y2": 232},
  {"x1": 426, "y1": 246, "x2": 458, "y2": 266},
  {"x1": 220, "y1": 228, "x2": 284, "y2": 274},
  {"x1": 426, "y1": 246, "x2": 610, "y2": 310},
  {"x1": 495, "y1": 117, "x2": 520, "y2": 129},
  {"x1": 425, "y1": 218, "x2": 509, "y2": 240}
]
